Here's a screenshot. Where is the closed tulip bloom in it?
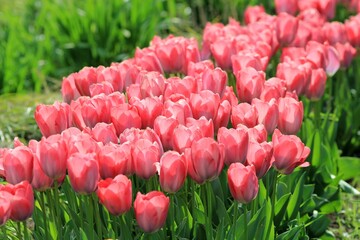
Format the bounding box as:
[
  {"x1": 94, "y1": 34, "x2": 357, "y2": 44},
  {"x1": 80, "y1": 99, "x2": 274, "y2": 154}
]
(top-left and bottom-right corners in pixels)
[
  {"x1": 164, "y1": 76, "x2": 198, "y2": 100},
  {"x1": 81, "y1": 94, "x2": 111, "y2": 128},
  {"x1": 260, "y1": 77, "x2": 286, "y2": 102},
  {"x1": 28, "y1": 140, "x2": 53, "y2": 191},
  {"x1": 186, "y1": 137, "x2": 225, "y2": 184},
  {"x1": 67, "y1": 153, "x2": 100, "y2": 194},
  {"x1": 111, "y1": 104, "x2": 142, "y2": 136},
  {"x1": 156, "y1": 151, "x2": 187, "y2": 193},
  {"x1": 35, "y1": 101, "x2": 72, "y2": 137},
  {"x1": 231, "y1": 52, "x2": 263, "y2": 74},
  {"x1": 73, "y1": 66, "x2": 98, "y2": 96},
  {"x1": 276, "y1": 61, "x2": 311, "y2": 95},
  {"x1": 243, "y1": 5, "x2": 266, "y2": 24},
  {"x1": 276, "y1": 12, "x2": 299, "y2": 46},
  {"x1": 236, "y1": 67, "x2": 265, "y2": 103},
  {"x1": 305, "y1": 68, "x2": 327, "y2": 100},
  {"x1": 67, "y1": 132, "x2": 101, "y2": 156},
  {"x1": 334, "y1": 42, "x2": 357, "y2": 68},
  {"x1": 246, "y1": 140, "x2": 273, "y2": 178},
  {"x1": 247, "y1": 124, "x2": 268, "y2": 143},
  {"x1": 252, "y1": 98, "x2": 279, "y2": 134},
  {"x1": 187, "y1": 60, "x2": 214, "y2": 79},
  {"x1": 172, "y1": 125, "x2": 203, "y2": 153},
  {"x1": 277, "y1": 96, "x2": 304, "y2": 135},
  {"x1": 217, "y1": 127, "x2": 249, "y2": 165},
  {"x1": 97, "y1": 174, "x2": 132, "y2": 216},
  {"x1": 132, "y1": 96, "x2": 164, "y2": 129},
  {"x1": 214, "y1": 100, "x2": 232, "y2": 131},
  {"x1": 210, "y1": 38, "x2": 236, "y2": 70},
  {"x1": 61, "y1": 73, "x2": 81, "y2": 103},
  {"x1": 227, "y1": 163, "x2": 258, "y2": 203},
  {"x1": 231, "y1": 103, "x2": 258, "y2": 128},
  {"x1": 96, "y1": 65, "x2": 124, "y2": 92},
  {"x1": 322, "y1": 22, "x2": 347, "y2": 45},
  {"x1": 89, "y1": 81, "x2": 114, "y2": 97},
  {"x1": 3, "y1": 146, "x2": 33, "y2": 185},
  {"x1": 138, "y1": 71, "x2": 166, "y2": 98},
  {"x1": 200, "y1": 67, "x2": 228, "y2": 97},
  {"x1": 275, "y1": 0, "x2": 298, "y2": 15},
  {"x1": 272, "y1": 129, "x2": 310, "y2": 174},
  {"x1": 98, "y1": 142, "x2": 133, "y2": 179},
  {"x1": 39, "y1": 134, "x2": 68, "y2": 180},
  {"x1": 88, "y1": 122, "x2": 118, "y2": 145},
  {"x1": 163, "y1": 98, "x2": 193, "y2": 125},
  {"x1": 134, "y1": 48, "x2": 164, "y2": 74},
  {"x1": 186, "y1": 116, "x2": 214, "y2": 138},
  {"x1": 190, "y1": 90, "x2": 221, "y2": 120},
  {"x1": 154, "y1": 116, "x2": 179, "y2": 151},
  {"x1": 1, "y1": 181, "x2": 34, "y2": 222},
  {"x1": 0, "y1": 193, "x2": 11, "y2": 226},
  {"x1": 222, "y1": 86, "x2": 238, "y2": 106},
  {"x1": 134, "y1": 191, "x2": 170, "y2": 233},
  {"x1": 132, "y1": 139, "x2": 162, "y2": 179}
]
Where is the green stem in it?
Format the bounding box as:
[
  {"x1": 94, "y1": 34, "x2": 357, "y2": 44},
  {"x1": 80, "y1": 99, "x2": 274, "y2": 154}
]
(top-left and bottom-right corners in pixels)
[
  {"x1": 39, "y1": 192, "x2": 50, "y2": 240},
  {"x1": 87, "y1": 196, "x2": 94, "y2": 240},
  {"x1": 267, "y1": 172, "x2": 278, "y2": 239},
  {"x1": 190, "y1": 180, "x2": 196, "y2": 238},
  {"x1": 52, "y1": 181, "x2": 62, "y2": 239},
  {"x1": 233, "y1": 201, "x2": 238, "y2": 239},
  {"x1": 206, "y1": 181, "x2": 213, "y2": 240},
  {"x1": 16, "y1": 222, "x2": 23, "y2": 240},
  {"x1": 110, "y1": 214, "x2": 119, "y2": 238},
  {"x1": 45, "y1": 189, "x2": 57, "y2": 239},
  {"x1": 242, "y1": 204, "x2": 248, "y2": 240},
  {"x1": 23, "y1": 221, "x2": 29, "y2": 240},
  {"x1": 169, "y1": 194, "x2": 175, "y2": 240},
  {"x1": 92, "y1": 194, "x2": 103, "y2": 239}
]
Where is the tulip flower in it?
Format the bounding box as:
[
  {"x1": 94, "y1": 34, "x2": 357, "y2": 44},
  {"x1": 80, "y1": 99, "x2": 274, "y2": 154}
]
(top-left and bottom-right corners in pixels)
[
  {"x1": 243, "y1": 5, "x2": 266, "y2": 24},
  {"x1": 134, "y1": 191, "x2": 170, "y2": 233},
  {"x1": 132, "y1": 139, "x2": 162, "y2": 179},
  {"x1": 275, "y1": 0, "x2": 298, "y2": 15},
  {"x1": 186, "y1": 137, "x2": 225, "y2": 184},
  {"x1": 134, "y1": 48, "x2": 164, "y2": 74},
  {"x1": 252, "y1": 98, "x2": 279, "y2": 134},
  {"x1": 217, "y1": 127, "x2": 249, "y2": 165},
  {"x1": 96, "y1": 65, "x2": 124, "y2": 92},
  {"x1": 305, "y1": 68, "x2": 327, "y2": 100},
  {"x1": 163, "y1": 98, "x2": 193, "y2": 125},
  {"x1": 246, "y1": 140, "x2": 274, "y2": 178},
  {"x1": 0, "y1": 191, "x2": 11, "y2": 226},
  {"x1": 214, "y1": 100, "x2": 232, "y2": 131},
  {"x1": 132, "y1": 96, "x2": 164, "y2": 129},
  {"x1": 186, "y1": 116, "x2": 214, "y2": 139},
  {"x1": 172, "y1": 125, "x2": 203, "y2": 153},
  {"x1": 156, "y1": 151, "x2": 187, "y2": 193},
  {"x1": 153, "y1": 116, "x2": 180, "y2": 151},
  {"x1": 67, "y1": 152, "x2": 100, "y2": 194},
  {"x1": 200, "y1": 67, "x2": 228, "y2": 97},
  {"x1": 61, "y1": 73, "x2": 81, "y2": 103},
  {"x1": 89, "y1": 81, "x2": 114, "y2": 97},
  {"x1": 163, "y1": 76, "x2": 198, "y2": 100},
  {"x1": 138, "y1": 71, "x2": 166, "y2": 98},
  {"x1": 35, "y1": 101, "x2": 72, "y2": 137},
  {"x1": 235, "y1": 67, "x2": 265, "y2": 103},
  {"x1": 3, "y1": 146, "x2": 33, "y2": 185},
  {"x1": 1, "y1": 181, "x2": 34, "y2": 222},
  {"x1": 247, "y1": 124, "x2": 268, "y2": 143},
  {"x1": 73, "y1": 66, "x2": 98, "y2": 96},
  {"x1": 231, "y1": 103, "x2": 258, "y2": 128},
  {"x1": 272, "y1": 129, "x2": 310, "y2": 174},
  {"x1": 227, "y1": 163, "x2": 258, "y2": 203},
  {"x1": 111, "y1": 104, "x2": 142, "y2": 136},
  {"x1": 276, "y1": 12, "x2": 299, "y2": 46},
  {"x1": 277, "y1": 96, "x2": 304, "y2": 135},
  {"x1": 189, "y1": 90, "x2": 221, "y2": 120},
  {"x1": 39, "y1": 135, "x2": 68, "y2": 180},
  {"x1": 210, "y1": 38, "x2": 236, "y2": 70},
  {"x1": 98, "y1": 142, "x2": 133, "y2": 179},
  {"x1": 97, "y1": 174, "x2": 132, "y2": 216}
]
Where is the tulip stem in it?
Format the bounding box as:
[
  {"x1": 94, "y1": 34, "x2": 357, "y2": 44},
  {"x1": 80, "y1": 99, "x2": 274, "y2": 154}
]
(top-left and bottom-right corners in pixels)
[
  {"x1": 23, "y1": 221, "x2": 29, "y2": 240},
  {"x1": 205, "y1": 181, "x2": 213, "y2": 240},
  {"x1": 39, "y1": 192, "x2": 50, "y2": 240},
  {"x1": 92, "y1": 194, "x2": 103, "y2": 238},
  {"x1": 53, "y1": 181, "x2": 63, "y2": 240},
  {"x1": 16, "y1": 222, "x2": 23, "y2": 240},
  {"x1": 169, "y1": 194, "x2": 176, "y2": 240},
  {"x1": 87, "y1": 195, "x2": 95, "y2": 240},
  {"x1": 233, "y1": 201, "x2": 238, "y2": 239},
  {"x1": 267, "y1": 171, "x2": 278, "y2": 239},
  {"x1": 242, "y1": 204, "x2": 248, "y2": 240}
]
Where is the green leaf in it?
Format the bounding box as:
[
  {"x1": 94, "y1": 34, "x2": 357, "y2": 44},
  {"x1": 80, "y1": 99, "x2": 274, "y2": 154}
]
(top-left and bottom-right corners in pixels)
[
  {"x1": 308, "y1": 215, "x2": 331, "y2": 237},
  {"x1": 215, "y1": 196, "x2": 230, "y2": 226},
  {"x1": 338, "y1": 157, "x2": 360, "y2": 181},
  {"x1": 286, "y1": 172, "x2": 306, "y2": 220},
  {"x1": 276, "y1": 225, "x2": 303, "y2": 240},
  {"x1": 274, "y1": 193, "x2": 291, "y2": 227}
]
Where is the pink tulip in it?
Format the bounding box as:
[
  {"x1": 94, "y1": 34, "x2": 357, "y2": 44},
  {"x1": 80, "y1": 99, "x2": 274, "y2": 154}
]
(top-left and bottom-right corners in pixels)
[
  {"x1": 67, "y1": 152, "x2": 99, "y2": 194},
  {"x1": 186, "y1": 116, "x2": 214, "y2": 139},
  {"x1": 246, "y1": 140, "x2": 273, "y2": 178},
  {"x1": 132, "y1": 96, "x2": 164, "y2": 129},
  {"x1": 260, "y1": 77, "x2": 286, "y2": 102},
  {"x1": 272, "y1": 129, "x2": 310, "y2": 174},
  {"x1": 236, "y1": 67, "x2": 265, "y2": 103},
  {"x1": 154, "y1": 116, "x2": 180, "y2": 151},
  {"x1": 134, "y1": 48, "x2": 164, "y2": 74},
  {"x1": 73, "y1": 66, "x2": 98, "y2": 96},
  {"x1": 134, "y1": 191, "x2": 170, "y2": 233},
  {"x1": 163, "y1": 98, "x2": 193, "y2": 125},
  {"x1": 232, "y1": 52, "x2": 263, "y2": 74},
  {"x1": 111, "y1": 104, "x2": 142, "y2": 136},
  {"x1": 3, "y1": 146, "x2": 33, "y2": 185},
  {"x1": 276, "y1": 61, "x2": 310, "y2": 95},
  {"x1": 98, "y1": 142, "x2": 133, "y2": 179},
  {"x1": 276, "y1": 12, "x2": 299, "y2": 46},
  {"x1": 200, "y1": 67, "x2": 228, "y2": 97},
  {"x1": 61, "y1": 73, "x2": 81, "y2": 103},
  {"x1": 97, "y1": 174, "x2": 132, "y2": 216},
  {"x1": 156, "y1": 151, "x2": 187, "y2": 193},
  {"x1": 231, "y1": 103, "x2": 258, "y2": 128},
  {"x1": 132, "y1": 139, "x2": 162, "y2": 179},
  {"x1": 89, "y1": 81, "x2": 114, "y2": 97},
  {"x1": 275, "y1": 0, "x2": 298, "y2": 15},
  {"x1": 35, "y1": 101, "x2": 72, "y2": 137},
  {"x1": 322, "y1": 22, "x2": 348, "y2": 45},
  {"x1": 345, "y1": 16, "x2": 360, "y2": 47},
  {"x1": 67, "y1": 132, "x2": 100, "y2": 156},
  {"x1": 39, "y1": 134, "x2": 68, "y2": 180},
  {"x1": 252, "y1": 98, "x2": 279, "y2": 134},
  {"x1": 243, "y1": 5, "x2": 266, "y2": 25},
  {"x1": 277, "y1": 96, "x2": 304, "y2": 135},
  {"x1": 86, "y1": 122, "x2": 118, "y2": 145},
  {"x1": 186, "y1": 137, "x2": 225, "y2": 184},
  {"x1": 187, "y1": 60, "x2": 214, "y2": 79},
  {"x1": 96, "y1": 66, "x2": 123, "y2": 92},
  {"x1": 172, "y1": 125, "x2": 203, "y2": 153},
  {"x1": 138, "y1": 71, "x2": 166, "y2": 98},
  {"x1": 221, "y1": 86, "x2": 238, "y2": 106},
  {"x1": 81, "y1": 94, "x2": 111, "y2": 128},
  {"x1": 163, "y1": 76, "x2": 198, "y2": 100},
  {"x1": 189, "y1": 90, "x2": 221, "y2": 120},
  {"x1": 214, "y1": 100, "x2": 232, "y2": 131},
  {"x1": 227, "y1": 163, "x2": 258, "y2": 203},
  {"x1": 305, "y1": 68, "x2": 327, "y2": 100},
  {"x1": 246, "y1": 124, "x2": 268, "y2": 143},
  {"x1": 0, "y1": 193, "x2": 11, "y2": 226},
  {"x1": 334, "y1": 42, "x2": 357, "y2": 68},
  {"x1": 217, "y1": 127, "x2": 249, "y2": 165},
  {"x1": 1, "y1": 181, "x2": 34, "y2": 222},
  {"x1": 210, "y1": 38, "x2": 236, "y2": 70}
]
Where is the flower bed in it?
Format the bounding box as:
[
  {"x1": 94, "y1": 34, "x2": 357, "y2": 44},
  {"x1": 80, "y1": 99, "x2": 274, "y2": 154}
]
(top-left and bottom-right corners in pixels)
[{"x1": 1, "y1": 1, "x2": 360, "y2": 239}]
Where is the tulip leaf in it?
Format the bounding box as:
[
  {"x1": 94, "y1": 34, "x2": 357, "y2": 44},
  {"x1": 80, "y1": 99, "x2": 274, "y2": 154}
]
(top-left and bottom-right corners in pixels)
[
  {"x1": 276, "y1": 225, "x2": 303, "y2": 240},
  {"x1": 274, "y1": 193, "x2": 291, "y2": 227},
  {"x1": 338, "y1": 157, "x2": 360, "y2": 181},
  {"x1": 193, "y1": 191, "x2": 206, "y2": 225},
  {"x1": 215, "y1": 219, "x2": 226, "y2": 240},
  {"x1": 286, "y1": 172, "x2": 306, "y2": 221},
  {"x1": 307, "y1": 214, "x2": 331, "y2": 237},
  {"x1": 309, "y1": 130, "x2": 322, "y2": 168},
  {"x1": 215, "y1": 196, "x2": 230, "y2": 226}
]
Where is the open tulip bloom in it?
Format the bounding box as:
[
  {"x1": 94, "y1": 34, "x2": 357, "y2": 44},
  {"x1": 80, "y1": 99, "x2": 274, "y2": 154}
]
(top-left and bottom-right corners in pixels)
[{"x1": 4, "y1": 1, "x2": 360, "y2": 239}]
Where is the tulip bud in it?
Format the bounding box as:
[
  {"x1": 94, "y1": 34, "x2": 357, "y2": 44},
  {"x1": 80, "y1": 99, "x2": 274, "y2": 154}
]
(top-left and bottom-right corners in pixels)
[
  {"x1": 157, "y1": 151, "x2": 187, "y2": 193},
  {"x1": 305, "y1": 68, "x2": 327, "y2": 100},
  {"x1": 272, "y1": 129, "x2": 310, "y2": 174},
  {"x1": 97, "y1": 175, "x2": 132, "y2": 216},
  {"x1": 246, "y1": 140, "x2": 273, "y2": 178},
  {"x1": 236, "y1": 67, "x2": 265, "y2": 103},
  {"x1": 3, "y1": 146, "x2": 33, "y2": 185},
  {"x1": 252, "y1": 98, "x2": 279, "y2": 134},
  {"x1": 134, "y1": 191, "x2": 170, "y2": 233},
  {"x1": 132, "y1": 139, "x2": 161, "y2": 179},
  {"x1": 276, "y1": 12, "x2": 299, "y2": 46},
  {"x1": 227, "y1": 163, "x2": 258, "y2": 203},
  {"x1": 277, "y1": 96, "x2": 304, "y2": 135},
  {"x1": 154, "y1": 116, "x2": 180, "y2": 151},
  {"x1": 111, "y1": 104, "x2": 142, "y2": 136}
]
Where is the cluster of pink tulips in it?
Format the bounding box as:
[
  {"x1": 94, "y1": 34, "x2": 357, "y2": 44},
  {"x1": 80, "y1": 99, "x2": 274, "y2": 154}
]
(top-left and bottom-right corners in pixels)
[{"x1": 0, "y1": 0, "x2": 359, "y2": 237}]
